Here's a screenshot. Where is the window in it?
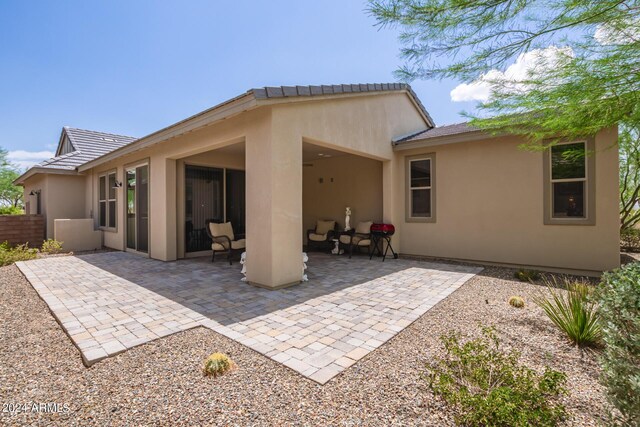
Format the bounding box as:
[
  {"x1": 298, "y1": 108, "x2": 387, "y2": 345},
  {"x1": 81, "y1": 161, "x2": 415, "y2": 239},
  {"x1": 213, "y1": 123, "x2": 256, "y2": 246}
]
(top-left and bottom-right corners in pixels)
[
  {"x1": 99, "y1": 171, "x2": 117, "y2": 229},
  {"x1": 406, "y1": 154, "x2": 436, "y2": 222},
  {"x1": 544, "y1": 139, "x2": 595, "y2": 225}
]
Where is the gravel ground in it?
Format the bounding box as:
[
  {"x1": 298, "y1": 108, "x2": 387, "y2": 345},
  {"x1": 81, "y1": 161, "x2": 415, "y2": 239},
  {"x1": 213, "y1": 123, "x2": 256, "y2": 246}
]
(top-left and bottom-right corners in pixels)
[{"x1": 0, "y1": 262, "x2": 611, "y2": 426}]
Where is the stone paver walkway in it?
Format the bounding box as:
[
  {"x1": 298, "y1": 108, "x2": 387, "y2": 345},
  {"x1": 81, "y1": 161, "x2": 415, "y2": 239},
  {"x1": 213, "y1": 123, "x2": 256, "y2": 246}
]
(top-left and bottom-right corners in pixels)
[{"x1": 17, "y1": 252, "x2": 481, "y2": 384}]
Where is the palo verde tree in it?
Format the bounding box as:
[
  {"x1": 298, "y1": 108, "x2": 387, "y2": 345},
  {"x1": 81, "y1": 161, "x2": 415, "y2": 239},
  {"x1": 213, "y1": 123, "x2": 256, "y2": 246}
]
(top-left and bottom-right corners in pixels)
[
  {"x1": 0, "y1": 148, "x2": 23, "y2": 210},
  {"x1": 369, "y1": 0, "x2": 640, "y2": 227}
]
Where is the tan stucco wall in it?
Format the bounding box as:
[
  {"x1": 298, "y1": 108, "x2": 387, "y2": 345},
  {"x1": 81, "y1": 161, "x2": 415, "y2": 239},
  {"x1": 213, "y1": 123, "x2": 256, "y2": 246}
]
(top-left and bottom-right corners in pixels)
[
  {"x1": 303, "y1": 155, "x2": 382, "y2": 240},
  {"x1": 54, "y1": 219, "x2": 102, "y2": 251},
  {"x1": 392, "y1": 127, "x2": 620, "y2": 273},
  {"x1": 23, "y1": 174, "x2": 88, "y2": 239}
]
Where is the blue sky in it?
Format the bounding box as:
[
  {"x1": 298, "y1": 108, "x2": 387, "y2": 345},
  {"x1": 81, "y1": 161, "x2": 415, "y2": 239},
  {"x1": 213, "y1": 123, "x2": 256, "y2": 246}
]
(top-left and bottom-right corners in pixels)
[{"x1": 0, "y1": 0, "x2": 478, "y2": 169}]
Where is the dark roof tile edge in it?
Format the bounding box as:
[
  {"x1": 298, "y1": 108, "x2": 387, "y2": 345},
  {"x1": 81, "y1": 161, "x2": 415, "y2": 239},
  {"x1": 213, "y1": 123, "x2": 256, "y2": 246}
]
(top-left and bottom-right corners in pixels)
[{"x1": 250, "y1": 83, "x2": 434, "y2": 127}]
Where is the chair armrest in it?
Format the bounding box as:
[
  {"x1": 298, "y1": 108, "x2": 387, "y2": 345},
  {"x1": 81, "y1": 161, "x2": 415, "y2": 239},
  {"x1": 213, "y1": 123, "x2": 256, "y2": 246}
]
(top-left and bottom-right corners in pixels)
[{"x1": 212, "y1": 234, "x2": 232, "y2": 250}]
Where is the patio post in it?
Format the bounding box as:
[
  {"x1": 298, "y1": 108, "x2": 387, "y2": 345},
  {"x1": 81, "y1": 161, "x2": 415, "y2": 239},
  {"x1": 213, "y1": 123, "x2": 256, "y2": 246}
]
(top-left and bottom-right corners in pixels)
[{"x1": 245, "y1": 118, "x2": 303, "y2": 289}]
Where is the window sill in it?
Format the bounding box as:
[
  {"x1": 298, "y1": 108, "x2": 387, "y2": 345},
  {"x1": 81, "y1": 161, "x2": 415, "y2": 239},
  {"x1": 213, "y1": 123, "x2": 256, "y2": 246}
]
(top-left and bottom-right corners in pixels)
[
  {"x1": 98, "y1": 227, "x2": 118, "y2": 233},
  {"x1": 544, "y1": 218, "x2": 595, "y2": 226},
  {"x1": 405, "y1": 216, "x2": 436, "y2": 223}
]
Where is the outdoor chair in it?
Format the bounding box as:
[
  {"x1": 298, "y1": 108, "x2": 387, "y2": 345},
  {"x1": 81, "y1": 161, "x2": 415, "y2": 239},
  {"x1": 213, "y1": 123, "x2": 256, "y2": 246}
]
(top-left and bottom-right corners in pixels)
[
  {"x1": 339, "y1": 220, "x2": 372, "y2": 258},
  {"x1": 306, "y1": 219, "x2": 337, "y2": 251},
  {"x1": 206, "y1": 220, "x2": 246, "y2": 265}
]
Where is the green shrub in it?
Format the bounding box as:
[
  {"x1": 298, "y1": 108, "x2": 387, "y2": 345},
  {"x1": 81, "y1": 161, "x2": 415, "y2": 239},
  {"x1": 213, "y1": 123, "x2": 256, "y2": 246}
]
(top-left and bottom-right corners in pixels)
[
  {"x1": 0, "y1": 206, "x2": 24, "y2": 215},
  {"x1": 203, "y1": 352, "x2": 235, "y2": 377},
  {"x1": 620, "y1": 227, "x2": 640, "y2": 252},
  {"x1": 0, "y1": 241, "x2": 38, "y2": 266},
  {"x1": 515, "y1": 269, "x2": 541, "y2": 282},
  {"x1": 426, "y1": 326, "x2": 567, "y2": 427},
  {"x1": 41, "y1": 239, "x2": 63, "y2": 254},
  {"x1": 534, "y1": 277, "x2": 601, "y2": 347},
  {"x1": 508, "y1": 296, "x2": 525, "y2": 308},
  {"x1": 598, "y1": 264, "x2": 640, "y2": 425}
]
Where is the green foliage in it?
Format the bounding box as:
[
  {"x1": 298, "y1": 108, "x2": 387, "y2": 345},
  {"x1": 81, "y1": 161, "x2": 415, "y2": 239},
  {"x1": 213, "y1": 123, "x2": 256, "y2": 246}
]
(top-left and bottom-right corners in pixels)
[
  {"x1": 515, "y1": 269, "x2": 541, "y2": 282},
  {"x1": 427, "y1": 326, "x2": 567, "y2": 427},
  {"x1": 621, "y1": 227, "x2": 640, "y2": 252},
  {"x1": 41, "y1": 239, "x2": 63, "y2": 254},
  {"x1": 368, "y1": 1, "x2": 640, "y2": 142},
  {"x1": 0, "y1": 241, "x2": 38, "y2": 266},
  {"x1": 0, "y1": 206, "x2": 23, "y2": 215},
  {"x1": 534, "y1": 277, "x2": 602, "y2": 347},
  {"x1": 508, "y1": 296, "x2": 525, "y2": 308},
  {"x1": 598, "y1": 263, "x2": 640, "y2": 425},
  {"x1": 203, "y1": 352, "x2": 235, "y2": 377},
  {"x1": 619, "y1": 127, "x2": 640, "y2": 229},
  {"x1": 0, "y1": 148, "x2": 23, "y2": 209}
]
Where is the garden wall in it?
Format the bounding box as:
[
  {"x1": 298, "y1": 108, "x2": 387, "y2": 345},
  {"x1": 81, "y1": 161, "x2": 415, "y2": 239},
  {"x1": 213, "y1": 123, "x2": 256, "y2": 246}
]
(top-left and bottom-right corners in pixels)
[{"x1": 0, "y1": 215, "x2": 45, "y2": 247}]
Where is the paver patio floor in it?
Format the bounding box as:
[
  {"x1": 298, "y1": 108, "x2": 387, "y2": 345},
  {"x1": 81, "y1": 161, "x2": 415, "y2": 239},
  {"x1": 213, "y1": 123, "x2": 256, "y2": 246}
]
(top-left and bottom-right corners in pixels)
[{"x1": 16, "y1": 252, "x2": 481, "y2": 384}]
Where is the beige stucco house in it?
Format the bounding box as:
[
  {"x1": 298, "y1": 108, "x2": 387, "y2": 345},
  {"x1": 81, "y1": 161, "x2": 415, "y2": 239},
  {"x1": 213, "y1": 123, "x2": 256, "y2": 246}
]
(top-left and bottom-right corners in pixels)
[{"x1": 15, "y1": 83, "x2": 620, "y2": 288}]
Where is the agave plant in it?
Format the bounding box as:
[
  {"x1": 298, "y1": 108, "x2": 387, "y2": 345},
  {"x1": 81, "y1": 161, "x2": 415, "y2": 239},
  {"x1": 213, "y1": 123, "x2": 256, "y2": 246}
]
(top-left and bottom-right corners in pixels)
[{"x1": 534, "y1": 277, "x2": 602, "y2": 347}]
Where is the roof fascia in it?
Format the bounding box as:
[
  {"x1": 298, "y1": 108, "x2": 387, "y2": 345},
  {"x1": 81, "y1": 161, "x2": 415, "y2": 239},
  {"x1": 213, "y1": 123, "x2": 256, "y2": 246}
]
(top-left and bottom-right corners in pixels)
[
  {"x1": 392, "y1": 130, "x2": 492, "y2": 151},
  {"x1": 78, "y1": 93, "x2": 257, "y2": 172},
  {"x1": 13, "y1": 167, "x2": 79, "y2": 186}
]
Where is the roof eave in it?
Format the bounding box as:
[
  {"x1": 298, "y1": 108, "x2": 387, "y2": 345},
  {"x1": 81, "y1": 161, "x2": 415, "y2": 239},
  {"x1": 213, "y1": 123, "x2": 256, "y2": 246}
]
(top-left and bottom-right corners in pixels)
[
  {"x1": 392, "y1": 130, "x2": 492, "y2": 151},
  {"x1": 78, "y1": 92, "x2": 258, "y2": 172},
  {"x1": 13, "y1": 167, "x2": 80, "y2": 186}
]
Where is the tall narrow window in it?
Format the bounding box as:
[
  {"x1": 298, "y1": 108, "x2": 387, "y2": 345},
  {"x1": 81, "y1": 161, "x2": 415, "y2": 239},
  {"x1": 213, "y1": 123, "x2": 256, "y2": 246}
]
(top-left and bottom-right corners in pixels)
[
  {"x1": 99, "y1": 171, "x2": 117, "y2": 229},
  {"x1": 99, "y1": 175, "x2": 107, "y2": 227},
  {"x1": 544, "y1": 138, "x2": 595, "y2": 225},
  {"x1": 108, "y1": 172, "x2": 117, "y2": 228},
  {"x1": 551, "y1": 142, "x2": 586, "y2": 218},
  {"x1": 406, "y1": 154, "x2": 436, "y2": 222}
]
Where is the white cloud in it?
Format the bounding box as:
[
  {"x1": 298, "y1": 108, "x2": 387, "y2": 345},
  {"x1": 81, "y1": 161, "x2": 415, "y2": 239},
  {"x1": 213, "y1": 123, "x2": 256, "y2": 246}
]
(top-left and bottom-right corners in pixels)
[
  {"x1": 594, "y1": 22, "x2": 640, "y2": 45},
  {"x1": 450, "y1": 46, "x2": 574, "y2": 102},
  {"x1": 7, "y1": 150, "x2": 55, "y2": 169}
]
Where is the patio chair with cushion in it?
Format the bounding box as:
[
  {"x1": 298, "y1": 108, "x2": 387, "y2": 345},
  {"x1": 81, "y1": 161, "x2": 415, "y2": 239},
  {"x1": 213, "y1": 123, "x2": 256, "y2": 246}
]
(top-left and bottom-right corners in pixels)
[
  {"x1": 339, "y1": 220, "x2": 373, "y2": 258},
  {"x1": 205, "y1": 220, "x2": 246, "y2": 265},
  {"x1": 306, "y1": 219, "x2": 337, "y2": 251}
]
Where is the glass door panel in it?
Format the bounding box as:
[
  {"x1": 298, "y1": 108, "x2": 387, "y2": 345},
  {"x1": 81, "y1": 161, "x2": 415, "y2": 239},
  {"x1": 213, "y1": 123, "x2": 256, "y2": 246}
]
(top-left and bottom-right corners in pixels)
[
  {"x1": 225, "y1": 169, "x2": 246, "y2": 236},
  {"x1": 126, "y1": 169, "x2": 136, "y2": 250},
  {"x1": 185, "y1": 165, "x2": 224, "y2": 252},
  {"x1": 125, "y1": 165, "x2": 149, "y2": 253},
  {"x1": 136, "y1": 165, "x2": 149, "y2": 253}
]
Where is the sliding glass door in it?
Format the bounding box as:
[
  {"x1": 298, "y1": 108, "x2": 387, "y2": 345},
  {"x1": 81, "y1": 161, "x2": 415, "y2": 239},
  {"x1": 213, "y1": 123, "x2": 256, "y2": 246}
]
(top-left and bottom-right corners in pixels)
[
  {"x1": 185, "y1": 165, "x2": 245, "y2": 253},
  {"x1": 126, "y1": 164, "x2": 149, "y2": 253}
]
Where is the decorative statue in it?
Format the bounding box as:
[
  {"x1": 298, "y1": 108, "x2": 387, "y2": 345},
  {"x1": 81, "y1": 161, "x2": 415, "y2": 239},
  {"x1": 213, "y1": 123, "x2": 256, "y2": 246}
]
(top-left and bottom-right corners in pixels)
[
  {"x1": 345, "y1": 207, "x2": 352, "y2": 231},
  {"x1": 240, "y1": 252, "x2": 247, "y2": 281},
  {"x1": 302, "y1": 252, "x2": 309, "y2": 282},
  {"x1": 241, "y1": 251, "x2": 309, "y2": 282}
]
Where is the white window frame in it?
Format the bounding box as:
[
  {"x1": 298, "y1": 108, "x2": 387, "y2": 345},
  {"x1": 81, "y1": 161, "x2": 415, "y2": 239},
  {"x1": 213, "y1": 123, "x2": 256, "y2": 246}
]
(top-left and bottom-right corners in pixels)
[
  {"x1": 550, "y1": 141, "x2": 587, "y2": 219},
  {"x1": 98, "y1": 170, "x2": 117, "y2": 231},
  {"x1": 405, "y1": 153, "x2": 436, "y2": 223},
  {"x1": 543, "y1": 138, "x2": 595, "y2": 226}
]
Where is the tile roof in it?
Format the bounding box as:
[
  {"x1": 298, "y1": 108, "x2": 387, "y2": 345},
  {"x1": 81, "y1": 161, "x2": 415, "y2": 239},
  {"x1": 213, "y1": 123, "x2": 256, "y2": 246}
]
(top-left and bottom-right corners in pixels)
[
  {"x1": 394, "y1": 122, "x2": 480, "y2": 144},
  {"x1": 250, "y1": 83, "x2": 434, "y2": 127},
  {"x1": 36, "y1": 127, "x2": 137, "y2": 171}
]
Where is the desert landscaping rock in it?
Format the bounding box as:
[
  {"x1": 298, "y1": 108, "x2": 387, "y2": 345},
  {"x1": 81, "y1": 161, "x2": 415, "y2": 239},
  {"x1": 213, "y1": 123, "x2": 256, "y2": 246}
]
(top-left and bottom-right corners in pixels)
[{"x1": 1, "y1": 260, "x2": 611, "y2": 426}]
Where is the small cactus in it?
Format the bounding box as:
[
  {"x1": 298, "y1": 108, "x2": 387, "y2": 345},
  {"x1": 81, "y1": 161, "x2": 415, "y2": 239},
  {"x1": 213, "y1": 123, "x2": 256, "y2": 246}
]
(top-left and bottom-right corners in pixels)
[
  {"x1": 203, "y1": 352, "x2": 236, "y2": 377},
  {"x1": 509, "y1": 296, "x2": 525, "y2": 308},
  {"x1": 515, "y1": 269, "x2": 541, "y2": 282}
]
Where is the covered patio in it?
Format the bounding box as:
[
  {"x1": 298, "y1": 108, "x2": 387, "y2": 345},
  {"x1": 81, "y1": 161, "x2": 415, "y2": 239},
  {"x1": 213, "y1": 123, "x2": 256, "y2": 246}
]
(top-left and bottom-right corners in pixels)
[{"x1": 17, "y1": 252, "x2": 481, "y2": 384}]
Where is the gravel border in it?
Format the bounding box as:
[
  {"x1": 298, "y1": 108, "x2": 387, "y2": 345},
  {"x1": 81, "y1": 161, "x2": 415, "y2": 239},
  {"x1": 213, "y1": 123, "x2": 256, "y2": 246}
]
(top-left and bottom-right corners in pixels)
[{"x1": 1, "y1": 262, "x2": 611, "y2": 426}]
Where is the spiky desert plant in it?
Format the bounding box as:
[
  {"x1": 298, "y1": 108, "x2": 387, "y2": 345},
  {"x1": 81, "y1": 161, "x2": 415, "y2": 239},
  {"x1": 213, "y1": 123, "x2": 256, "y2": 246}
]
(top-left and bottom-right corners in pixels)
[
  {"x1": 203, "y1": 352, "x2": 236, "y2": 377},
  {"x1": 508, "y1": 296, "x2": 525, "y2": 308},
  {"x1": 515, "y1": 269, "x2": 541, "y2": 282},
  {"x1": 534, "y1": 277, "x2": 601, "y2": 347}
]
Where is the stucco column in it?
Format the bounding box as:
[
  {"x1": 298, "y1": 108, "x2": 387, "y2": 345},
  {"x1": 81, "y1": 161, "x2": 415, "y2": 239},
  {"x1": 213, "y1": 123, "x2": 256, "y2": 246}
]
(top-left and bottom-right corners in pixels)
[
  {"x1": 245, "y1": 120, "x2": 303, "y2": 289},
  {"x1": 382, "y1": 158, "x2": 401, "y2": 253},
  {"x1": 149, "y1": 157, "x2": 177, "y2": 261}
]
